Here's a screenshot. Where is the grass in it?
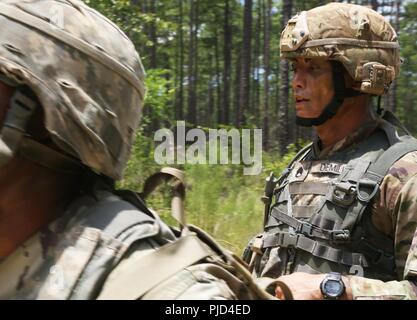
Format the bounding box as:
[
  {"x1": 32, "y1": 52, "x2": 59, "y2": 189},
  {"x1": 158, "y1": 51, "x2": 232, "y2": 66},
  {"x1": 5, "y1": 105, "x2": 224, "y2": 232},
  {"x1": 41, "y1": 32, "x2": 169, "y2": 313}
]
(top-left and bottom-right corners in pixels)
[{"x1": 118, "y1": 134, "x2": 298, "y2": 255}]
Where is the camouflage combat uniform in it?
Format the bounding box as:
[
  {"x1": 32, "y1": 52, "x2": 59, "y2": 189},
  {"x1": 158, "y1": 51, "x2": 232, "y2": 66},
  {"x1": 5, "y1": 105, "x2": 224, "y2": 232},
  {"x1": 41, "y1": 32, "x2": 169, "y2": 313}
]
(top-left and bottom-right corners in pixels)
[
  {"x1": 249, "y1": 118, "x2": 417, "y2": 299},
  {"x1": 0, "y1": 183, "x2": 242, "y2": 300},
  {"x1": 245, "y1": 3, "x2": 417, "y2": 299}
]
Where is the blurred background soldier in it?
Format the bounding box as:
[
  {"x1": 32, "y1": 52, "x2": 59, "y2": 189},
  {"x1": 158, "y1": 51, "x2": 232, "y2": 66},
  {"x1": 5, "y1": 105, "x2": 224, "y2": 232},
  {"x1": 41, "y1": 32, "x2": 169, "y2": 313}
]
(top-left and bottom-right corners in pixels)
[
  {"x1": 0, "y1": 0, "x2": 273, "y2": 300},
  {"x1": 245, "y1": 2, "x2": 417, "y2": 300}
]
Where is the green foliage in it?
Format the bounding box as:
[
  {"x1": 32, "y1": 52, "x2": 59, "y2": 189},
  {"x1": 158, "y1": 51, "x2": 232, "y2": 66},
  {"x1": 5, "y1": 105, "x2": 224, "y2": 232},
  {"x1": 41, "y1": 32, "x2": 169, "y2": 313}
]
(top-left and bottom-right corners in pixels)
[
  {"x1": 89, "y1": 0, "x2": 417, "y2": 254},
  {"x1": 84, "y1": 0, "x2": 145, "y2": 39},
  {"x1": 183, "y1": 162, "x2": 264, "y2": 254},
  {"x1": 142, "y1": 69, "x2": 176, "y2": 130},
  {"x1": 397, "y1": 1, "x2": 417, "y2": 135},
  {"x1": 119, "y1": 136, "x2": 298, "y2": 254},
  {"x1": 83, "y1": 1, "x2": 177, "y2": 131}
]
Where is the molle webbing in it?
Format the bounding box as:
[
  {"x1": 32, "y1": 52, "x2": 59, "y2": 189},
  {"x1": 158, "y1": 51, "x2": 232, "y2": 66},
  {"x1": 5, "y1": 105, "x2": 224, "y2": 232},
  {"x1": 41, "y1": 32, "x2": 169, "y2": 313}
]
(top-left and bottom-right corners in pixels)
[
  {"x1": 262, "y1": 126, "x2": 417, "y2": 277},
  {"x1": 289, "y1": 182, "x2": 331, "y2": 195},
  {"x1": 263, "y1": 232, "x2": 370, "y2": 267},
  {"x1": 262, "y1": 232, "x2": 395, "y2": 272},
  {"x1": 270, "y1": 207, "x2": 350, "y2": 242}
]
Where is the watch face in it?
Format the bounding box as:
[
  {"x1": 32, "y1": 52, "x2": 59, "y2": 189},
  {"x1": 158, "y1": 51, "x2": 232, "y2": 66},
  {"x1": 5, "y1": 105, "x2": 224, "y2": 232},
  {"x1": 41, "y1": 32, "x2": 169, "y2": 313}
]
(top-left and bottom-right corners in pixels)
[{"x1": 324, "y1": 279, "x2": 343, "y2": 297}]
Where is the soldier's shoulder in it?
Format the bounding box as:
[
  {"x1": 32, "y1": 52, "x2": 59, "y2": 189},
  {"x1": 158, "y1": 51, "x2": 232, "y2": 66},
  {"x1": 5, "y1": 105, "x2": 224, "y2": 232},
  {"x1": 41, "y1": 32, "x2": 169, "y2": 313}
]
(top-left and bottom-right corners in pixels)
[
  {"x1": 386, "y1": 150, "x2": 417, "y2": 184},
  {"x1": 378, "y1": 150, "x2": 417, "y2": 213}
]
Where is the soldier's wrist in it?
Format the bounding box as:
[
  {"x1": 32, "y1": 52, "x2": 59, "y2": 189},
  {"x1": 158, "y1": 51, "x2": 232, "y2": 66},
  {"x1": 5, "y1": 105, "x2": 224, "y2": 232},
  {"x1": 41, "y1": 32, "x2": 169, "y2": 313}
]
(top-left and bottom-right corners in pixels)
[
  {"x1": 319, "y1": 272, "x2": 352, "y2": 300},
  {"x1": 341, "y1": 275, "x2": 353, "y2": 300}
]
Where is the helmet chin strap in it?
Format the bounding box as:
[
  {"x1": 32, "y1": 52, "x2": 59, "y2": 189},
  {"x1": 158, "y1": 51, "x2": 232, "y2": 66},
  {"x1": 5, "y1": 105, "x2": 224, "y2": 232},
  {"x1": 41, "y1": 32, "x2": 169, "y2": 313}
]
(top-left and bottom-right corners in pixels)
[
  {"x1": 0, "y1": 86, "x2": 38, "y2": 166},
  {"x1": 296, "y1": 61, "x2": 363, "y2": 127},
  {"x1": 0, "y1": 85, "x2": 85, "y2": 173}
]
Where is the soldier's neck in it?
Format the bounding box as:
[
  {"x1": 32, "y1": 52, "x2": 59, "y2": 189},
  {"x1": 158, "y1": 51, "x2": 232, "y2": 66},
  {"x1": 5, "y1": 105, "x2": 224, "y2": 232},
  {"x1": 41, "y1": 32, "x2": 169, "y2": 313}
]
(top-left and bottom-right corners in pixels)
[
  {"x1": 314, "y1": 95, "x2": 374, "y2": 149},
  {"x1": 0, "y1": 156, "x2": 80, "y2": 258}
]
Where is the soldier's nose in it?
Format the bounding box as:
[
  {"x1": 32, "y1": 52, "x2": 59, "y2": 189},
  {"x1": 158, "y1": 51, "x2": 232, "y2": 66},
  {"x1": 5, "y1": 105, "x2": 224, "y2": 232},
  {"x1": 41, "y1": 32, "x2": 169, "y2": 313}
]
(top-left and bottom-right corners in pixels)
[{"x1": 292, "y1": 70, "x2": 307, "y2": 90}]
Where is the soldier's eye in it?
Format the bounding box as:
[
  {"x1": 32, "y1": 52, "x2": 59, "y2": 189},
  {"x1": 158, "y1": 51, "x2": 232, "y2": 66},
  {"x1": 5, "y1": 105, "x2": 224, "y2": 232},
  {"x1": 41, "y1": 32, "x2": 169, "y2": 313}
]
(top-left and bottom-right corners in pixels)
[{"x1": 309, "y1": 65, "x2": 320, "y2": 71}]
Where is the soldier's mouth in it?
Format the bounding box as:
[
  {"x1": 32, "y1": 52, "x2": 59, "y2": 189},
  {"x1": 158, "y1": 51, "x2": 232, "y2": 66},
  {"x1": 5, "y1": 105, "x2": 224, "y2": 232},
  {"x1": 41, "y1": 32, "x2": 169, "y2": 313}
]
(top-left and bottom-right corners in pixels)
[{"x1": 295, "y1": 97, "x2": 310, "y2": 103}]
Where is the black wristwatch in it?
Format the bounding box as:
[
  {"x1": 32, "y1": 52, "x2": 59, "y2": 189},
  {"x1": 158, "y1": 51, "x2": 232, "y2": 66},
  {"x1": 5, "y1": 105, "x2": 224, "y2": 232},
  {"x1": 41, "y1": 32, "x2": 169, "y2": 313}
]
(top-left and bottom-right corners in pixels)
[{"x1": 320, "y1": 272, "x2": 346, "y2": 299}]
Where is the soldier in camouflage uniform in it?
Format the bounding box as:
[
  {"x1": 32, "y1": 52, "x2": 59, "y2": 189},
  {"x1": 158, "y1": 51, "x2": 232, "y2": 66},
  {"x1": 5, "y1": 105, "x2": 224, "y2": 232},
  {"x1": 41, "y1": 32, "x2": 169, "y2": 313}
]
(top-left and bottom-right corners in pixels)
[
  {"x1": 244, "y1": 3, "x2": 417, "y2": 300},
  {"x1": 0, "y1": 0, "x2": 274, "y2": 300}
]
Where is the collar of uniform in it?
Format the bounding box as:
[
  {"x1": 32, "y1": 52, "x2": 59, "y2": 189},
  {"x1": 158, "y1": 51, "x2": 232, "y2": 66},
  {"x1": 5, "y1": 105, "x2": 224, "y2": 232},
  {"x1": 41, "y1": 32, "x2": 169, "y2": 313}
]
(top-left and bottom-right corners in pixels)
[{"x1": 311, "y1": 119, "x2": 381, "y2": 160}]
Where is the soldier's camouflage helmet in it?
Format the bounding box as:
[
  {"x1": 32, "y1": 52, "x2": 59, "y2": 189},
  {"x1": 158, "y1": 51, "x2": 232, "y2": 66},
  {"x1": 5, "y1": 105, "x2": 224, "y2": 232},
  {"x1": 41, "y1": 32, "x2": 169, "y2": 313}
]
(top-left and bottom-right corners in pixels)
[
  {"x1": 280, "y1": 2, "x2": 400, "y2": 95},
  {"x1": 0, "y1": 0, "x2": 145, "y2": 180}
]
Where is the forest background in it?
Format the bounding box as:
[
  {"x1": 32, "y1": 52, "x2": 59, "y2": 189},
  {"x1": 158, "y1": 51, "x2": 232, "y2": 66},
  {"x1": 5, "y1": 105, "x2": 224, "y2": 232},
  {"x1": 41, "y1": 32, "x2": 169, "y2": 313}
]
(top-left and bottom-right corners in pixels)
[{"x1": 83, "y1": 0, "x2": 417, "y2": 253}]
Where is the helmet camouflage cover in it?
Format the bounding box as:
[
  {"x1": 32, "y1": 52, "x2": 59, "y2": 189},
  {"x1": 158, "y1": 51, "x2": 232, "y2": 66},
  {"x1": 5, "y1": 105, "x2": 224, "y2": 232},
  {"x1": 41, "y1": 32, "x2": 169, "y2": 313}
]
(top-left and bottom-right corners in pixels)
[
  {"x1": 280, "y1": 2, "x2": 400, "y2": 95},
  {"x1": 0, "y1": 0, "x2": 145, "y2": 180}
]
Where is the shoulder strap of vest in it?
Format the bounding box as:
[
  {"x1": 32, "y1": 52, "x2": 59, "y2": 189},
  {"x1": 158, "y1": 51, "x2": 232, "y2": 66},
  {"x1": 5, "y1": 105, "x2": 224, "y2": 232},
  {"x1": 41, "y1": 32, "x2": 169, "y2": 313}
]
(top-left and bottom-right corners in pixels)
[
  {"x1": 381, "y1": 109, "x2": 411, "y2": 136},
  {"x1": 365, "y1": 135, "x2": 417, "y2": 184},
  {"x1": 96, "y1": 232, "x2": 213, "y2": 300},
  {"x1": 97, "y1": 224, "x2": 278, "y2": 300},
  {"x1": 289, "y1": 142, "x2": 313, "y2": 167},
  {"x1": 276, "y1": 142, "x2": 313, "y2": 186}
]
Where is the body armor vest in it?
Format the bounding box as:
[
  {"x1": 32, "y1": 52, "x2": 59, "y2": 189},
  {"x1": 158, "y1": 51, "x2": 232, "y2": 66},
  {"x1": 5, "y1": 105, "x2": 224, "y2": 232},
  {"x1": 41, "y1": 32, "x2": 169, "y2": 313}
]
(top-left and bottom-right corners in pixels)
[{"x1": 247, "y1": 120, "x2": 417, "y2": 281}]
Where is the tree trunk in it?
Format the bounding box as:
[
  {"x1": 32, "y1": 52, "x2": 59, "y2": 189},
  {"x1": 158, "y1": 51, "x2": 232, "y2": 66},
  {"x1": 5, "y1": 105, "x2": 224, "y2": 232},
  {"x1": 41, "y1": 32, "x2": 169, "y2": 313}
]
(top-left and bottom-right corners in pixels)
[
  {"x1": 208, "y1": 56, "x2": 214, "y2": 126},
  {"x1": 175, "y1": 0, "x2": 184, "y2": 120},
  {"x1": 388, "y1": 0, "x2": 400, "y2": 113},
  {"x1": 262, "y1": 0, "x2": 271, "y2": 149},
  {"x1": 252, "y1": 0, "x2": 262, "y2": 126},
  {"x1": 214, "y1": 29, "x2": 221, "y2": 126},
  {"x1": 131, "y1": 0, "x2": 147, "y2": 63},
  {"x1": 187, "y1": 0, "x2": 198, "y2": 124},
  {"x1": 237, "y1": 0, "x2": 252, "y2": 127},
  {"x1": 194, "y1": 0, "x2": 199, "y2": 124},
  {"x1": 221, "y1": 0, "x2": 232, "y2": 125},
  {"x1": 278, "y1": 0, "x2": 292, "y2": 154},
  {"x1": 371, "y1": 0, "x2": 379, "y2": 11},
  {"x1": 234, "y1": 52, "x2": 241, "y2": 127},
  {"x1": 149, "y1": 0, "x2": 157, "y2": 68}
]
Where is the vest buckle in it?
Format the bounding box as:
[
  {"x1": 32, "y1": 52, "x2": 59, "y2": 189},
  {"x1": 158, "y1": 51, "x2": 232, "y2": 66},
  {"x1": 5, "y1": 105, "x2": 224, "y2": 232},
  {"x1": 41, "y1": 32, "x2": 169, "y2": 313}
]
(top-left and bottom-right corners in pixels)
[
  {"x1": 330, "y1": 230, "x2": 351, "y2": 244},
  {"x1": 356, "y1": 178, "x2": 379, "y2": 202},
  {"x1": 296, "y1": 222, "x2": 313, "y2": 237},
  {"x1": 331, "y1": 182, "x2": 356, "y2": 207}
]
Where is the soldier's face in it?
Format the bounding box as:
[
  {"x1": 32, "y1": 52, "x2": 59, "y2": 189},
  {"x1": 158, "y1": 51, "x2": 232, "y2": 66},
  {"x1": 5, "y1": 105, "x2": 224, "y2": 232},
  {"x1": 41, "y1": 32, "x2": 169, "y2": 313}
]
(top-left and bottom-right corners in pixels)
[
  {"x1": 0, "y1": 81, "x2": 14, "y2": 126},
  {"x1": 291, "y1": 57, "x2": 334, "y2": 119}
]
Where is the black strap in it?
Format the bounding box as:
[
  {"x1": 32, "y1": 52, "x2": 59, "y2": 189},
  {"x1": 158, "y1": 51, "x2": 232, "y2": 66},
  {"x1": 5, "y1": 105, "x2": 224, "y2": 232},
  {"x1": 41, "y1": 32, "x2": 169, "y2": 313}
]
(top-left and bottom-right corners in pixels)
[
  {"x1": 366, "y1": 136, "x2": 417, "y2": 180},
  {"x1": 356, "y1": 237, "x2": 395, "y2": 271},
  {"x1": 277, "y1": 142, "x2": 313, "y2": 186},
  {"x1": 270, "y1": 207, "x2": 350, "y2": 243},
  {"x1": 381, "y1": 109, "x2": 411, "y2": 136},
  {"x1": 310, "y1": 214, "x2": 341, "y2": 230},
  {"x1": 295, "y1": 61, "x2": 363, "y2": 127},
  {"x1": 262, "y1": 233, "x2": 370, "y2": 268}
]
